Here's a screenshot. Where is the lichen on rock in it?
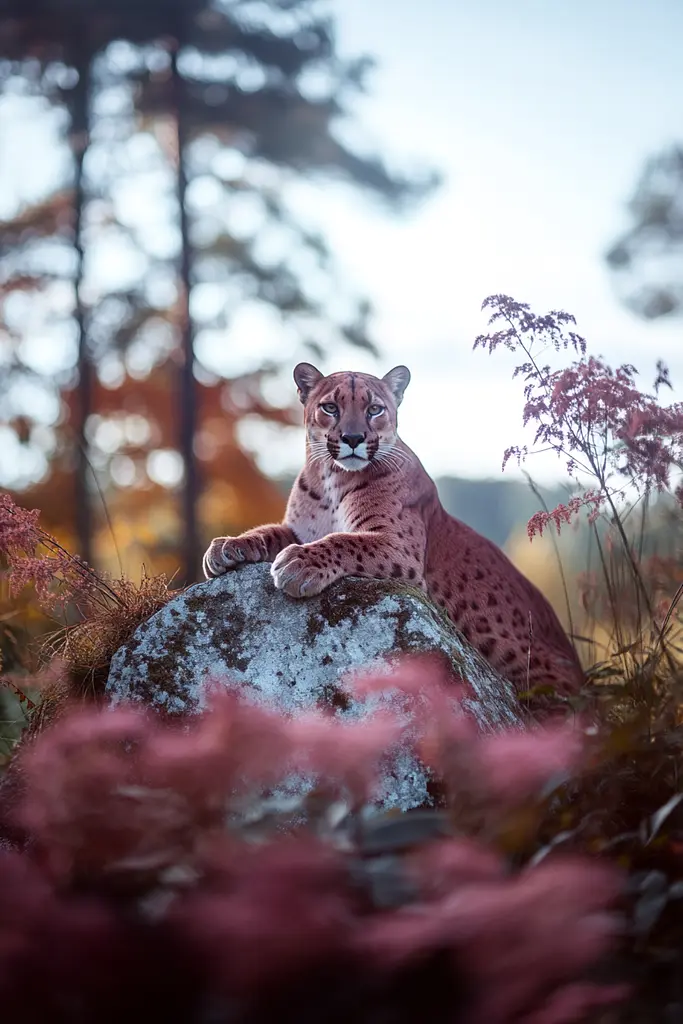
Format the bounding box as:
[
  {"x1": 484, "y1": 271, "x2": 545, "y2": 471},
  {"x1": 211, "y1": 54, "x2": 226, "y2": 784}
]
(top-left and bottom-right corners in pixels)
[{"x1": 107, "y1": 563, "x2": 525, "y2": 811}]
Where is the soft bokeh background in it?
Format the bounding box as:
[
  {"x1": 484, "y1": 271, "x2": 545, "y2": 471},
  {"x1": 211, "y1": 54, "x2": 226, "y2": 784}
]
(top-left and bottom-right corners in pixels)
[{"x1": 1, "y1": 0, "x2": 681, "y2": 616}]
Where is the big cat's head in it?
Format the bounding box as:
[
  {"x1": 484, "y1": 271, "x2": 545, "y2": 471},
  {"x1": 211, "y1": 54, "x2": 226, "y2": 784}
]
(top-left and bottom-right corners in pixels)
[{"x1": 293, "y1": 363, "x2": 410, "y2": 472}]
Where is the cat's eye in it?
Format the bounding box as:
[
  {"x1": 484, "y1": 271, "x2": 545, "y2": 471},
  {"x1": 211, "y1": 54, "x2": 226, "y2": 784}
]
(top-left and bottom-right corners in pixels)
[
  {"x1": 367, "y1": 403, "x2": 385, "y2": 417},
  {"x1": 320, "y1": 402, "x2": 338, "y2": 416}
]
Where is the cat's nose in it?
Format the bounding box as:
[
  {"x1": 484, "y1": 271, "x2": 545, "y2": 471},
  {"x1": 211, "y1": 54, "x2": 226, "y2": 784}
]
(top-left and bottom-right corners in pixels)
[{"x1": 341, "y1": 433, "x2": 365, "y2": 449}]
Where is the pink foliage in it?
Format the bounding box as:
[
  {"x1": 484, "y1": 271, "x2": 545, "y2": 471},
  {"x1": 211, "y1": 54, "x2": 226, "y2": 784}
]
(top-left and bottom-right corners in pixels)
[
  {"x1": 18, "y1": 688, "x2": 400, "y2": 886},
  {"x1": 527, "y1": 492, "x2": 604, "y2": 539},
  {"x1": 474, "y1": 724, "x2": 585, "y2": 805},
  {"x1": 0, "y1": 491, "x2": 41, "y2": 556},
  {"x1": 474, "y1": 295, "x2": 683, "y2": 535},
  {"x1": 350, "y1": 659, "x2": 586, "y2": 807},
  {"x1": 0, "y1": 490, "x2": 110, "y2": 612},
  {"x1": 6, "y1": 555, "x2": 66, "y2": 601},
  {"x1": 371, "y1": 851, "x2": 625, "y2": 1024},
  {"x1": 0, "y1": 663, "x2": 627, "y2": 1022}
]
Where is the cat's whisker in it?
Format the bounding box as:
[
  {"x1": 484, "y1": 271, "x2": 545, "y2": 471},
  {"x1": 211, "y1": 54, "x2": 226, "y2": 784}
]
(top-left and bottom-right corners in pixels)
[
  {"x1": 309, "y1": 452, "x2": 331, "y2": 466},
  {"x1": 376, "y1": 456, "x2": 400, "y2": 473},
  {"x1": 379, "y1": 443, "x2": 408, "y2": 466},
  {"x1": 376, "y1": 448, "x2": 402, "y2": 471}
]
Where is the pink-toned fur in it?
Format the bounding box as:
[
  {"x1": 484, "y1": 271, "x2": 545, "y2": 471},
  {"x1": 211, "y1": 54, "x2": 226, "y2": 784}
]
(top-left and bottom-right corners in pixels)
[{"x1": 203, "y1": 363, "x2": 583, "y2": 696}]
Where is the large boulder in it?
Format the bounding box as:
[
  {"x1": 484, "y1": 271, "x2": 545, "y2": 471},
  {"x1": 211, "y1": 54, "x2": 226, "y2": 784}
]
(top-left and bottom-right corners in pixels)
[{"x1": 107, "y1": 564, "x2": 525, "y2": 810}]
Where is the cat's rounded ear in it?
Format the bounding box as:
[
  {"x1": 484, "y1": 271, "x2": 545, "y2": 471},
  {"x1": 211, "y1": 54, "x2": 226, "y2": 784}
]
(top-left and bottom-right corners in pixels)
[
  {"x1": 382, "y1": 365, "x2": 411, "y2": 406},
  {"x1": 293, "y1": 363, "x2": 324, "y2": 404}
]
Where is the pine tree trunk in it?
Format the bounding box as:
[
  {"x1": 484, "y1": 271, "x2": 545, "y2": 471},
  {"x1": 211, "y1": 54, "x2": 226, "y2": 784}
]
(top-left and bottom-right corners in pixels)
[
  {"x1": 71, "y1": 53, "x2": 92, "y2": 566},
  {"x1": 171, "y1": 38, "x2": 200, "y2": 586}
]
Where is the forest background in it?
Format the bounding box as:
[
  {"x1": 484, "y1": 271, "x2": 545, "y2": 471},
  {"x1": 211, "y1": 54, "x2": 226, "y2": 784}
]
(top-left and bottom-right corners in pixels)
[{"x1": 1, "y1": 0, "x2": 682, "y2": 669}]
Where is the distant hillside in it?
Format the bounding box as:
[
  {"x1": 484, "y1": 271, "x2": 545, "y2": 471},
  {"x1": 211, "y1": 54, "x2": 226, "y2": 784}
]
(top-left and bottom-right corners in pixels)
[
  {"x1": 434, "y1": 476, "x2": 570, "y2": 549},
  {"x1": 273, "y1": 473, "x2": 570, "y2": 551}
]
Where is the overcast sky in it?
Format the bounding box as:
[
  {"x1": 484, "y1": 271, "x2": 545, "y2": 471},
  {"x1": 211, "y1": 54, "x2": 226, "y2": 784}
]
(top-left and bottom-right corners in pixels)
[
  {"x1": 260, "y1": 0, "x2": 683, "y2": 484},
  {"x1": 2, "y1": 0, "x2": 682, "y2": 489}
]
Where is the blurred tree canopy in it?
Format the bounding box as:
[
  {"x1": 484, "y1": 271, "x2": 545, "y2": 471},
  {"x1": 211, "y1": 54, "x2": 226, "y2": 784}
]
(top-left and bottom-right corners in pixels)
[
  {"x1": 606, "y1": 144, "x2": 683, "y2": 321},
  {"x1": 0, "y1": 0, "x2": 437, "y2": 582}
]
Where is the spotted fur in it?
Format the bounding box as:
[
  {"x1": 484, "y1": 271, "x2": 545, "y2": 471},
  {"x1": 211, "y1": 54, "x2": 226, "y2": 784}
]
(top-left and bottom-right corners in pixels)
[{"x1": 203, "y1": 363, "x2": 583, "y2": 696}]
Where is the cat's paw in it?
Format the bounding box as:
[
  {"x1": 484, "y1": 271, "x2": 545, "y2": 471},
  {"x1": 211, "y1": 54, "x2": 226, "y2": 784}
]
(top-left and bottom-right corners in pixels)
[
  {"x1": 202, "y1": 534, "x2": 269, "y2": 579},
  {"x1": 270, "y1": 544, "x2": 332, "y2": 598}
]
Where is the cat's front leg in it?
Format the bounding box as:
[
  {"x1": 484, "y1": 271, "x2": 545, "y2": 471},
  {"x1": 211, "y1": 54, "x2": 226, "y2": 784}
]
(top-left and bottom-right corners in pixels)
[
  {"x1": 203, "y1": 524, "x2": 298, "y2": 579},
  {"x1": 271, "y1": 521, "x2": 426, "y2": 598},
  {"x1": 269, "y1": 540, "x2": 342, "y2": 597}
]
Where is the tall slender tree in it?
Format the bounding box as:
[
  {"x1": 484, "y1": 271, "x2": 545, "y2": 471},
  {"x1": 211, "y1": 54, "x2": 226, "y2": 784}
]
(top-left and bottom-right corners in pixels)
[
  {"x1": 169, "y1": 27, "x2": 199, "y2": 583},
  {"x1": 70, "y1": 42, "x2": 93, "y2": 565},
  {"x1": 1, "y1": 0, "x2": 219, "y2": 572}
]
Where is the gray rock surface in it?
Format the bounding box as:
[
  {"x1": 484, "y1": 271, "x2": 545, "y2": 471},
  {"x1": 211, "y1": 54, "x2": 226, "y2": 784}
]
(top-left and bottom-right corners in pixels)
[{"x1": 107, "y1": 564, "x2": 525, "y2": 810}]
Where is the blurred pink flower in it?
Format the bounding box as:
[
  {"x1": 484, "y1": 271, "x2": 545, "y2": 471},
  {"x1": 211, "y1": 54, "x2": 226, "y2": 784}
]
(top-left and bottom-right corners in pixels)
[
  {"x1": 475, "y1": 723, "x2": 585, "y2": 804},
  {"x1": 0, "y1": 663, "x2": 627, "y2": 1023}
]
